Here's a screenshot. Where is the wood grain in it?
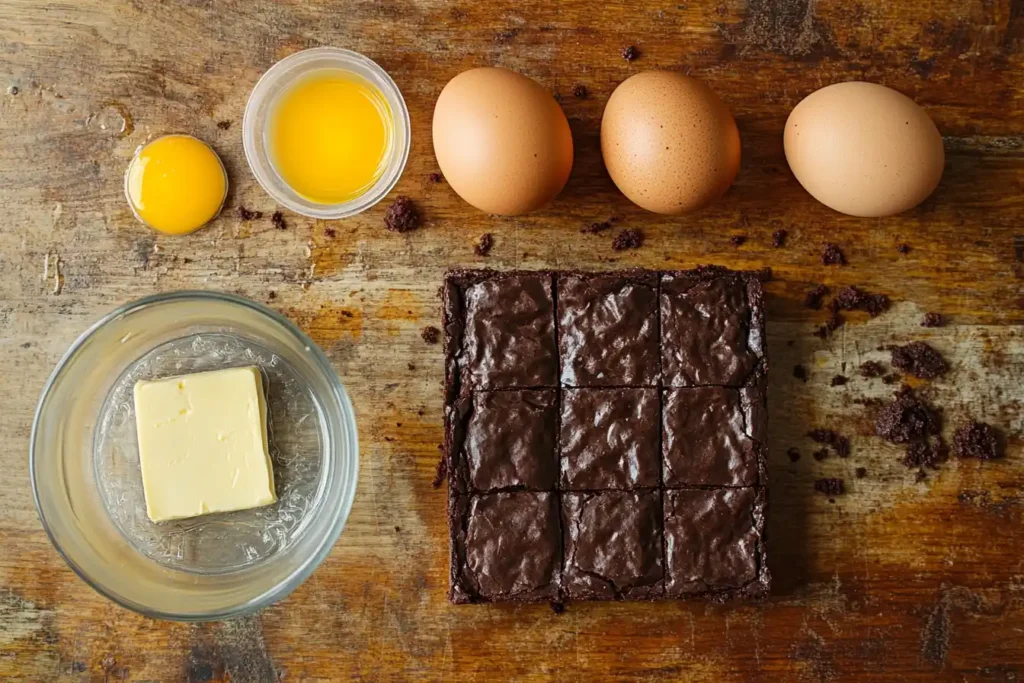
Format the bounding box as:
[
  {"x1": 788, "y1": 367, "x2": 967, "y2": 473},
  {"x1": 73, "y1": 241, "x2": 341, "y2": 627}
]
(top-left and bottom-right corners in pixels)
[{"x1": 1, "y1": 0, "x2": 1023, "y2": 680}]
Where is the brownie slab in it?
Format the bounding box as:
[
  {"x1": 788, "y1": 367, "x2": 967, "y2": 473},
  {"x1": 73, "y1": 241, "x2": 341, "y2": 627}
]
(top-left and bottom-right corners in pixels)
[
  {"x1": 663, "y1": 488, "x2": 768, "y2": 600},
  {"x1": 451, "y1": 390, "x2": 558, "y2": 492},
  {"x1": 662, "y1": 386, "x2": 764, "y2": 487},
  {"x1": 450, "y1": 492, "x2": 561, "y2": 603},
  {"x1": 562, "y1": 491, "x2": 664, "y2": 600},
  {"x1": 560, "y1": 388, "x2": 660, "y2": 490},
  {"x1": 661, "y1": 268, "x2": 764, "y2": 387},
  {"x1": 557, "y1": 272, "x2": 659, "y2": 386},
  {"x1": 448, "y1": 271, "x2": 557, "y2": 390}
]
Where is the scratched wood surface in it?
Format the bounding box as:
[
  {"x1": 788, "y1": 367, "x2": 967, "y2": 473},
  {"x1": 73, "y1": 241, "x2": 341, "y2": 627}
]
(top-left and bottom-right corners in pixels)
[{"x1": 1, "y1": 0, "x2": 1023, "y2": 680}]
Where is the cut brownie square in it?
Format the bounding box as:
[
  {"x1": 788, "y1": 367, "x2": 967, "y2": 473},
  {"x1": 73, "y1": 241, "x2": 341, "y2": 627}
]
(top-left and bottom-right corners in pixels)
[
  {"x1": 451, "y1": 272, "x2": 557, "y2": 389},
  {"x1": 661, "y1": 268, "x2": 764, "y2": 387},
  {"x1": 450, "y1": 390, "x2": 558, "y2": 492},
  {"x1": 562, "y1": 491, "x2": 664, "y2": 600},
  {"x1": 662, "y1": 386, "x2": 763, "y2": 487},
  {"x1": 450, "y1": 492, "x2": 561, "y2": 603},
  {"x1": 560, "y1": 388, "x2": 660, "y2": 490},
  {"x1": 663, "y1": 488, "x2": 766, "y2": 599},
  {"x1": 557, "y1": 272, "x2": 659, "y2": 386}
]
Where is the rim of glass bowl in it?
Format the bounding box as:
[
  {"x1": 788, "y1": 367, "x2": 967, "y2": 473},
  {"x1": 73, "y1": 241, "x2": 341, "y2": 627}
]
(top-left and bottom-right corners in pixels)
[
  {"x1": 30, "y1": 290, "x2": 359, "y2": 621},
  {"x1": 242, "y1": 46, "x2": 411, "y2": 220}
]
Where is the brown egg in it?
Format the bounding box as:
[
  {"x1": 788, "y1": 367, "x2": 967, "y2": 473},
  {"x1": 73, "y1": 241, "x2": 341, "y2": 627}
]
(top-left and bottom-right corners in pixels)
[
  {"x1": 432, "y1": 67, "x2": 574, "y2": 216},
  {"x1": 601, "y1": 72, "x2": 740, "y2": 215},
  {"x1": 784, "y1": 82, "x2": 944, "y2": 217}
]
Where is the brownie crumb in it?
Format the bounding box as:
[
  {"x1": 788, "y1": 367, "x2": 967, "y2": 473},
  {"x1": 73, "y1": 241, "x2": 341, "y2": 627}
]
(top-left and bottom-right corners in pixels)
[
  {"x1": 805, "y1": 284, "x2": 829, "y2": 310},
  {"x1": 612, "y1": 229, "x2": 644, "y2": 251},
  {"x1": 915, "y1": 469, "x2": 927, "y2": 482},
  {"x1": 812, "y1": 448, "x2": 829, "y2": 461},
  {"x1": 875, "y1": 386, "x2": 941, "y2": 444},
  {"x1": 897, "y1": 243, "x2": 911, "y2": 255},
  {"x1": 621, "y1": 45, "x2": 640, "y2": 61},
  {"x1": 953, "y1": 421, "x2": 1003, "y2": 460},
  {"x1": 809, "y1": 428, "x2": 851, "y2": 457},
  {"x1": 581, "y1": 221, "x2": 612, "y2": 234},
  {"x1": 834, "y1": 286, "x2": 890, "y2": 317},
  {"x1": 793, "y1": 364, "x2": 808, "y2": 382},
  {"x1": 822, "y1": 243, "x2": 846, "y2": 265},
  {"x1": 855, "y1": 467, "x2": 867, "y2": 479},
  {"x1": 394, "y1": 526, "x2": 401, "y2": 533},
  {"x1": 216, "y1": 119, "x2": 232, "y2": 130},
  {"x1": 238, "y1": 206, "x2": 263, "y2": 221},
  {"x1": 324, "y1": 227, "x2": 337, "y2": 239},
  {"x1": 858, "y1": 361, "x2": 884, "y2": 379},
  {"x1": 882, "y1": 372, "x2": 902, "y2": 385},
  {"x1": 421, "y1": 326, "x2": 440, "y2": 344},
  {"x1": 267, "y1": 291, "x2": 277, "y2": 300},
  {"x1": 428, "y1": 172, "x2": 443, "y2": 183},
  {"x1": 551, "y1": 602, "x2": 566, "y2": 614},
  {"x1": 921, "y1": 312, "x2": 944, "y2": 328},
  {"x1": 271, "y1": 211, "x2": 287, "y2": 230},
  {"x1": 572, "y1": 83, "x2": 588, "y2": 99},
  {"x1": 384, "y1": 196, "x2": 421, "y2": 233},
  {"x1": 730, "y1": 235, "x2": 747, "y2": 247},
  {"x1": 890, "y1": 341, "x2": 949, "y2": 379},
  {"x1": 787, "y1": 447, "x2": 801, "y2": 462},
  {"x1": 340, "y1": 310, "x2": 354, "y2": 318},
  {"x1": 831, "y1": 375, "x2": 848, "y2": 387},
  {"x1": 8, "y1": 85, "x2": 19, "y2": 96},
  {"x1": 903, "y1": 438, "x2": 948, "y2": 469},
  {"x1": 772, "y1": 229, "x2": 788, "y2": 248},
  {"x1": 474, "y1": 233, "x2": 494, "y2": 256},
  {"x1": 407, "y1": 362, "x2": 416, "y2": 371},
  {"x1": 431, "y1": 456, "x2": 448, "y2": 488},
  {"x1": 815, "y1": 478, "x2": 844, "y2": 496},
  {"x1": 815, "y1": 300, "x2": 845, "y2": 338}
]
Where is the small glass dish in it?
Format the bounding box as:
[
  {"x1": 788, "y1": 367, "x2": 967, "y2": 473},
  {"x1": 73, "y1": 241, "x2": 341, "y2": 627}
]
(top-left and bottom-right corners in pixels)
[
  {"x1": 31, "y1": 291, "x2": 359, "y2": 620},
  {"x1": 242, "y1": 46, "x2": 410, "y2": 220}
]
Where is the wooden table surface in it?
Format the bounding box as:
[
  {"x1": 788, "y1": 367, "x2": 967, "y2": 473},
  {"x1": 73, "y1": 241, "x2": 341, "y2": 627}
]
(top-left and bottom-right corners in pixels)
[{"x1": 2, "y1": 0, "x2": 1023, "y2": 680}]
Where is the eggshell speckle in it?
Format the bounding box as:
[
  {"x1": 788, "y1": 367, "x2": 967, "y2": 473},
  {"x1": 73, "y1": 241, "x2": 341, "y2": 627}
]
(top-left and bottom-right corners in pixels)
[
  {"x1": 600, "y1": 72, "x2": 741, "y2": 215},
  {"x1": 784, "y1": 81, "x2": 944, "y2": 217},
  {"x1": 432, "y1": 67, "x2": 573, "y2": 216}
]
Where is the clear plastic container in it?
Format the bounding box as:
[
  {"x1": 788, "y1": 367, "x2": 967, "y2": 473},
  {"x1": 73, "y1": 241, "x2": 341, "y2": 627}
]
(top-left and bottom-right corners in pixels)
[
  {"x1": 243, "y1": 47, "x2": 410, "y2": 219},
  {"x1": 31, "y1": 291, "x2": 359, "y2": 620}
]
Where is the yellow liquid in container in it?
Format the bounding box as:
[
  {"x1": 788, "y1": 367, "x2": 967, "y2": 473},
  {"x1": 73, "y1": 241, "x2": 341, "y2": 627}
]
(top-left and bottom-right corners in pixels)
[
  {"x1": 125, "y1": 135, "x2": 227, "y2": 235},
  {"x1": 269, "y1": 70, "x2": 393, "y2": 204}
]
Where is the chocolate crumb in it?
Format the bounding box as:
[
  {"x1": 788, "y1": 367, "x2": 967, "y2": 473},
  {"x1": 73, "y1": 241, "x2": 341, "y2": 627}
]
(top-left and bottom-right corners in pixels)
[
  {"x1": 428, "y1": 172, "x2": 443, "y2": 183},
  {"x1": 831, "y1": 375, "x2": 848, "y2": 387},
  {"x1": 855, "y1": 467, "x2": 867, "y2": 479},
  {"x1": 8, "y1": 85, "x2": 19, "y2": 96},
  {"x1": 953, "y1": 421, "x2": 1003, "y2": 460},
  {"x1": 238, "y1": 206, "x2": 263, "y2": 221},
  {"x1": 431, "y1": 456, "x2": 448, "y2": 488},
  {"x1": 815, "y1": 300, "x2": 845, "y2": 338},
  {"x1": 915, "y1": 469, "x2": 927, "y2": 482},
  {"x1": 267, "y1": 291, "x2": 277, "y2": 300},
  {"x1": 815, "y1": 478, "x2": 844, "y2": 496},
  {"x1": 621, "y1": 45, "x2": 640, "y2": 61},
  {"x1": 772, "y1": 229, "x2": 788, "y2": 248},
  {"x1": 421, "y1": 326, "x2": 440, "y2": 344},
  {"x1": 813, "y1": 448, "x2": 829, "y2": 461},
  {"x1": 834, "y1": 286, "x2": 890, "y2": 317},
  {"x1": 474, "y1": 233, "x2": 494, "y2": 256},
  {"x1": 730, "y1": 235, "x2": 747, "y2": 247},
  {"x1": 921, "y1": 312, "x2": 944, "y2": 327},
  {"x1": 859, "y1": 361, "x2": 886, "y2": 379},
  {"x1": 882, "y1": 372, "x2": 902, "y2": 385},
  {"x1": 394, "y1": 525, "x2": 401, "y2": 533},
  {"x1": 804, "y1": 284, "x2": 829, "y2": 310},
  {"x1": 612, "y1": 229, "x2": 644, "y2": 251},
  {"x1": 551, "y1": 602, "x2": 566, "y2": 614},
  {"x1": 897, "y1": 243, "x2": 911, "y2": 255},
  {"x1": 821, "y1": 243, "x2": 846, "y2": 266},
  {"x1": 216, "y1": 119, "x2": 231, "y2": 130},
  {"x1": 572, "y1": 83, "x2": 588, "y2": 99},
  {"x1": 407, "y1": 362, "x2": 416, "y2": 371},
  {"x1": 271, "y1": 211, "x2": 287, "y2": 230},
  {"x1": 875, "y1": 386, "x2": 941, "y2": 444},
  {"x1": 787, "y1": 447, "x2": 801, "y2": 462},
  {"x1": 890, "y1": 341, "x2": 949, "y2": 379},
  {"x1": 324, "y1": 227, "x2": 337, "y2": 239},
  {"x1": 581, "y1": 221, "x2": 612, "y2": 234},
  {"x1": 809, "y1": 428, "x2": 850, "y2": 457},
  {"x1": 340, "y1": 310, "x2": 353, "y2": 318},
  {"x1": 793, "y1": 365, "x2": 808, "y2": 382},
  {"x1": 903, "y1": 437, "x2": 948, "y2": 469},
  {"x1": 384, "y1": 196, "x2": 421, "y2": 233}
]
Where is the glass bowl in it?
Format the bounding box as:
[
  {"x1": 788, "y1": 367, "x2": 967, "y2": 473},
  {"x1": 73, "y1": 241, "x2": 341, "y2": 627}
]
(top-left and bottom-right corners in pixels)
[
  {"x1": 242, "y1": 46, "x2": 411, "y2": 219},
  {"x1": 31, "y1": 291, "x2": 359, "y2": 620}
]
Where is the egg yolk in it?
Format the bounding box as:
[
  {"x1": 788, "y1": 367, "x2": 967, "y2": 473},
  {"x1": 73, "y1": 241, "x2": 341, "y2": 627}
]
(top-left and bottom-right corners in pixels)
[
  {"x1": 269, "y1": 70, "x2": 393, "y2": 205},
  {"x1": 125, "y1": 135, "x2": 227, "y2": 235}
]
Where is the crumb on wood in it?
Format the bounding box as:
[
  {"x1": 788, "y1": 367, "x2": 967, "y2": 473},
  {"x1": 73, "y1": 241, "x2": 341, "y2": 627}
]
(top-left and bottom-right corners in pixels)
[
  {"x1": 475, "y1": 233, "x2": 494, "y2": 256},
  {"x1": 572, "y1": 83, "x2": 588, "y2": 98},
  {"x1": 809, "y1": 428, "x2": 850, "y2": 457},
  {"x1": 859, "y1": 360, "x2": 886, "y2": 379},
  {"x1": 793, "y1": 364, "x2": 808, "y2": 382},
  {"x1": 432, "y1": 456, "x2": 448, "y2": 488},
  {"x1": 787, "y1": 447, "x2": 801, "y2": 462},
  {"x1": 730, "y1": 235, "x2": 747, "y2": 247},
  {"x1": 271, "y1": 211, "x2": 287, "y2": 230},
  {"x1": 429, "y1": 172, "x2": 443, "y2": 183},
  {"x1": 890, "y1": 341, "x2": 949, "y2": 379},
  {"x1": 813, "y1": 448, "x2": 829, "y2": 461},
  {"x1": 921, "y1": 312, "x2": 944, "y2": 327},
  {"x1": 384, "y1": 196, "x2": 421, "y2": 233},
  {"x1": 855, "y1": 467, "x2": 867, "y2": 479},
  {"x1": 581, "y1": 221, "x2": 612, "y2": 234},
  {"x1": 772, "y1": 229, "x2": 788, "y2": 248},
  {"x1": 804, "y1": 284, "x2": 828, "y2": 310},
  {"x1": 834, "y1": 285, "x2": 890, "y2": 317},
  {"x1": 621, "y1": 45, "x2": 640, "y2": 61},
  {"x1": 216, "y1": 119, "x2": 231, "y2": 130},
  {"x1": 831, "y1": 375, "x2": 848, "y2": 387},
  {"x1": 875, "y1": 386, "x2": 941, "y2": 444},
  {"x1": 612, "y1": 229, "x2": 643, "y2": 251},
  {"x1": 238, "y1": 206, "x2": 263, "y2": 221},
  {"x1": 898, "y1": 243, "x2": 911, "y2": 254},
  {"x1": 324, "y1": 227, "x2": 337, "y2": 239},
  {"x1": 421, "y1": 326, "x2": 440, "y2": 344},
  {"x1": 815, "y1": 478, "x2": 844, "y2": 495},
  {"x1": 953, "y1": 421, "x2": 1003, "y2": 460},
  {"x1": 821, "y1": 242, "x2": 846, "y2": 265}
]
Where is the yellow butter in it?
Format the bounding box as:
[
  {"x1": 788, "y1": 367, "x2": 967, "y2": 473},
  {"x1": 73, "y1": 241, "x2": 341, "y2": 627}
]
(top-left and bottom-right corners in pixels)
[{"x1": 132, "y1": 366, "x2": 277, "y2": 523}]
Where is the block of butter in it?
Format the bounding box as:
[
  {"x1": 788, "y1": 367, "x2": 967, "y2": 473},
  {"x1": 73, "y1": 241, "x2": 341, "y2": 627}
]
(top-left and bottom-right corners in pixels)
[{"x1": 133, "y1": 366, "x2": 277, "y2": 523}]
